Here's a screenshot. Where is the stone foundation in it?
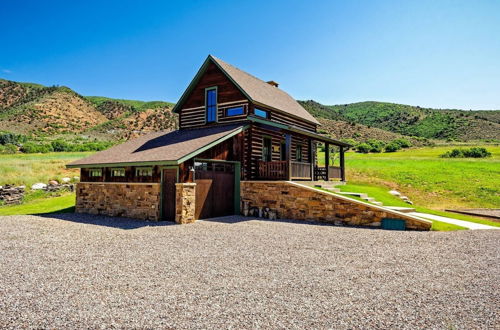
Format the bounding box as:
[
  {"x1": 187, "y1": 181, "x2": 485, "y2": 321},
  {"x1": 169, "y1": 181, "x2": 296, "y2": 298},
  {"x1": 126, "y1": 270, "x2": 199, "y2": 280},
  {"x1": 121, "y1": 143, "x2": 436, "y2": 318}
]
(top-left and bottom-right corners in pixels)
[
  {"x1": 241, "y1": 181, "x2": 431, "y2": 230},
  {"x1": 175, "y1": 183, "x2": 196, "y2": 224},
  {"x1": 76, "y1": 182, "x2": 161, "y2": 221}
]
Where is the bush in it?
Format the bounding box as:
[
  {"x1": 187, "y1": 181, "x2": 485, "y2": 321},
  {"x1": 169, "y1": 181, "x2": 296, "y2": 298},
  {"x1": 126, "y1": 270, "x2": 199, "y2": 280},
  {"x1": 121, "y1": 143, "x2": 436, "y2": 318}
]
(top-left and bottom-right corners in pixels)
[
  {"x1": 356, "y1": 143, "x2": 371, "y2": 153},
  {"x1": 20, "y1": 142, "x2": 54, "y2": 153},
  {"x1": 367, "y1": 139, "x2": 385, "y2": 153},
  {"x1": 0, "y1": 132, "x2": 27, "y2": 145},
  {"x1": 384, "y1": 142, "x2": 401, "y2": 152},
  {"x1": 393, "y1": 138, "x2": 411, "y2": 148},
  {"x1": 0, "y1": 143, "x2": 18, "y2": 154},
  {"x1": 440, "y1": 147, "x2": 491, "y2": 158},
  {"x1": 51, "y1": 139, "x2": 72, "y2": 152}
]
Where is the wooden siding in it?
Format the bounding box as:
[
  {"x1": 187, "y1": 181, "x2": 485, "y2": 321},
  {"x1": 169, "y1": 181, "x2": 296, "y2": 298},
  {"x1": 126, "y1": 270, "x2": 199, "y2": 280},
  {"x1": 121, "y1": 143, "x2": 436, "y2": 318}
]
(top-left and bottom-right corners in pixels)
[
  {"x1": 245, "y1": 125, "x2": 311, "y2": 179},
  {"x1": 249, "y1": 103, "x2": 317, "y2": 132},
  {"x1": 179, "y1": 62, "x2": 248, "y2": 129}
]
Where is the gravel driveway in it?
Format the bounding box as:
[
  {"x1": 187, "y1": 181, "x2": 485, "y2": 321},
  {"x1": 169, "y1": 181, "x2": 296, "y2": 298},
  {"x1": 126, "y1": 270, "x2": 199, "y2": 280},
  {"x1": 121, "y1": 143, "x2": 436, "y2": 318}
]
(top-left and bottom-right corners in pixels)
[{"x1": 0, "y1": 214, "x2": 498, "y2": 329}]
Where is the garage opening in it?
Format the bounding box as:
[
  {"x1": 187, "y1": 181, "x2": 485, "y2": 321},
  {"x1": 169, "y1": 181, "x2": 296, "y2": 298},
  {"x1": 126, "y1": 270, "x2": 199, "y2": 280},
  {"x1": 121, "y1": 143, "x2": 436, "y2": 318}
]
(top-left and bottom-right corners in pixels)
[{"x1": 194, "y1": 161, "x2": 236, "y2": 219}]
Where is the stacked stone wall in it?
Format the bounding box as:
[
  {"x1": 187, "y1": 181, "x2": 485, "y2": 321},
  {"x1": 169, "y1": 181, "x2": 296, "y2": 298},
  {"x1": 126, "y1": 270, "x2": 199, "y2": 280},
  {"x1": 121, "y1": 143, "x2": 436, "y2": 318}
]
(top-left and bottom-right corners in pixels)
[
  {"x1": 76, "y1": 182, "x2": 161, "y2": 221},
  {"x1": 175, "y1": 183, "x2": 196, "y2": 224},
  {"x1": 241, "y1": 181, "x2": 431, "y2": 230}
]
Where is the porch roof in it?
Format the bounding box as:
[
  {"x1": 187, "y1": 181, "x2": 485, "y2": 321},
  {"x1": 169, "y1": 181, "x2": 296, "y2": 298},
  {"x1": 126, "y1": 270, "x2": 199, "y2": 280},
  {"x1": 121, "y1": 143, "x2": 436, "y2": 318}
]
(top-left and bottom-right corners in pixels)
[
  {"x1": 67, "y1": 124, "x2": 247, "y2": 168},
  {"x1": 247, "y1": 116, "x2": 352, "y2": 148}
]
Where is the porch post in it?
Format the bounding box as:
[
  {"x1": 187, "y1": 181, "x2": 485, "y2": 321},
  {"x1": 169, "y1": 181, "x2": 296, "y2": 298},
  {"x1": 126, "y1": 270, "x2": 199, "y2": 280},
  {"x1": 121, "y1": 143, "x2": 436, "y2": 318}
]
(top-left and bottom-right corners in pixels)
[
  {"x1": 340, "y1": 146, "x2": 346, "y2": 182},
  {"x1": 286, "y1": 134, "x2": 292, "y2": 180},
  {"x1": 308, "y1": 138, "x2": 314, "y2": 181},
  {"x1": 325, "y1": 143, "x2": 330, "y2": 181}
]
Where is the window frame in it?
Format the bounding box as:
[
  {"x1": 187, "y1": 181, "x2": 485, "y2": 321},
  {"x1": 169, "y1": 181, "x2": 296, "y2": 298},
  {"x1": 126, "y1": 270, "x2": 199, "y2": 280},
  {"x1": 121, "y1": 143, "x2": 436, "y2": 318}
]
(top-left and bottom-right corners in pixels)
[
  {"x1": 205, "y1": 86, "x2": 218, "y2": 123},
  {"x1": 225, "y1": 106, "x2": 245, "y2": 117},
  {"x1": 262, "y1": 137, "x2": 272, "y2": 162},
  {"x1": 296, "y1": 144, "x2": 303, "y2": 162},
  {"x1": 89, "y1": 168, "x2": 102, "y2": 177},
  {"x1": 254, "y1": 108, "x2": 269, "y2": 119},
  {"x1": 110, "y1": 167, "x2": 126, "y2": 177},
  {"x1": 135, "y1": 167, "x2": 153, "y2": 177}
]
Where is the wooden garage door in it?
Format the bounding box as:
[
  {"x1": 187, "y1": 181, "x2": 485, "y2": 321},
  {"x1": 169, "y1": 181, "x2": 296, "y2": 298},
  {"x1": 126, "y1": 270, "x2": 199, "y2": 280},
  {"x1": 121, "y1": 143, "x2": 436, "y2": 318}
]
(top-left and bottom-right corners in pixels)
[{"x1": 195, "y1": 162, "x2": 235, "y2": 219}]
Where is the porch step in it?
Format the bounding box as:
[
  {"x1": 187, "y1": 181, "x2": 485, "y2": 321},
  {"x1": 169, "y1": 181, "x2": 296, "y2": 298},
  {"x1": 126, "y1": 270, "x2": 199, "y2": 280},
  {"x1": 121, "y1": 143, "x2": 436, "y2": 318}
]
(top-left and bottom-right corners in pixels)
[
  {"x1": 324, "y1": 187, "x2": 341, "y2": 193},
  {"x1": 339, "y1": 192, "x2": 368, "y2": 199},
  {"x1": 372, "y1": 201, "x2": 384, "y2": 206},
  {"x1": 385, "y1": 206, "x2": 416, "y2": 213}
]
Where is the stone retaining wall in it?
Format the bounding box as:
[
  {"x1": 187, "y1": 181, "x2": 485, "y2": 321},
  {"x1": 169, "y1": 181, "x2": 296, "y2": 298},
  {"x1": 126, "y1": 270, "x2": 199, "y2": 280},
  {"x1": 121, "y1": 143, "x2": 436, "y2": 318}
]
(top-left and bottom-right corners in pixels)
[
  {"x1": 76, "y1": 182, "x2": 161, "y2": 221},
  {"x1": 241, "y1": 181, "x2": 431, "y2": 230}
]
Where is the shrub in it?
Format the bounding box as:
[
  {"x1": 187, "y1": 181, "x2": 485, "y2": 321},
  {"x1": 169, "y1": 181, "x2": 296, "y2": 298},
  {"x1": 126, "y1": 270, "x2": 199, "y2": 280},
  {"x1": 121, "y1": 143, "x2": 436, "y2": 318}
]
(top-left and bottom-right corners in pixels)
[
  {"x1": 20, "y1": 142, "x2": 54, "y2": 153},
  {"x1": 51, "y1": 139, "x2": 72, "y2": 152},
  {"x1": 393, "y1": 138, "x2": 411, "y2": 148},
  {"x1": 367, "y1": 139, "x2": 385, "y2": 153},
  {"x1": 356, "y1": 143, "x2": 371, "y2": 153},
  {"x1": 440, "y1": 147, "x2": 491, "y2": 158},
  {"x1": 0, "y1": 143, "x2": 18, "y2": 154},
  {"x1": 384, "y1": 142, "x2": 401, "y2": 152}
]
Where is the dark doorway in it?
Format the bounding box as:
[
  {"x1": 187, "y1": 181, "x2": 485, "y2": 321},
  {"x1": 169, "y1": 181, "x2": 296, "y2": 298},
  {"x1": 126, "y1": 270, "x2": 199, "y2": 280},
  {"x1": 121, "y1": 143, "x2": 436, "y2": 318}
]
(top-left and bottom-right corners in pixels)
[
  {"x1": 162, "y1": 169, "x2": 177, "y2": 221},
  {"x1": 194, "y1": 162, "x2": 235, "y2": 219}
]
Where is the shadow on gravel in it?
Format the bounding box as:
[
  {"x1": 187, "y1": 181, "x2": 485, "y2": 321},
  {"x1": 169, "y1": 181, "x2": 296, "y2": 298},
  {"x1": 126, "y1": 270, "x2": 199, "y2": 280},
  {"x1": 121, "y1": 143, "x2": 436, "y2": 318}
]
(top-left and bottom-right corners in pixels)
[
  {"x1": 200, "y1": 215, "x2": 344, "y2": 228},
  {"x1": 37, "y1": 212, "x2": 176, "y2": 230}
]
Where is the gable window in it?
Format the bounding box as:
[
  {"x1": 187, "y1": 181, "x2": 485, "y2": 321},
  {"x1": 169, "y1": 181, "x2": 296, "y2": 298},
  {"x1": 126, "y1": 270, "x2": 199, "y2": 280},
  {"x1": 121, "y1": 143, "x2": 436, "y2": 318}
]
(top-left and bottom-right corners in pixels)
[
  {"x1": 205, "y1": 87, "x2": 217, "y2": 123},
  {"x1": 89, "y1": 168, "x2": 102, "y2": 177},
  {"x1": 111, "y1": 168, "x2": 126, "y2": 177},
  {"x1": 262, "y1": 137, "x2": 272, "y2": 162},
  {"x1": 226, "y1": 106, "x2": 244, "y2": 116},
  {"x1": 254, "y1": 108, "x2": 268, "y2": 118},
  {"x1": 296, "y1": 144, "x2": 303, "y2": 162},
  {"x1": 135, "y1": 167, "x2": 153, "y2": 177}
]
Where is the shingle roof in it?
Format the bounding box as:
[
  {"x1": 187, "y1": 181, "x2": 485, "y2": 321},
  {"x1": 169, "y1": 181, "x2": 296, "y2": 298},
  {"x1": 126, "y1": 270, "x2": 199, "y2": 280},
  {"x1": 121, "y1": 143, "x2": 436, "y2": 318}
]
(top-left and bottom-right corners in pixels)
[
  {"x1": 210, "y1": 56, "x2": 320, "y2": 125},
  {"x1": 67, "y1": 124, "x2": 246, "y2": 167}
]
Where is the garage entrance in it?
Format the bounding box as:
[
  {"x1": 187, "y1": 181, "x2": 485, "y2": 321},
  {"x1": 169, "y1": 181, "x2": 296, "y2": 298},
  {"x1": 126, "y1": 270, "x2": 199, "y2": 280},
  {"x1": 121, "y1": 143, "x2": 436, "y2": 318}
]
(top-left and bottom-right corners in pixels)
[{"x1": 194, "y1": 161, "x2": 237, "y2": 219}]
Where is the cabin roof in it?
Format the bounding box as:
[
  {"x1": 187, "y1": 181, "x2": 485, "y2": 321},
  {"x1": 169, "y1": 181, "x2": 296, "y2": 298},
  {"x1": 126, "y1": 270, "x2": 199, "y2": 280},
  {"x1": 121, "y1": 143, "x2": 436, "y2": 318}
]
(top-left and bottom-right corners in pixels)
[
  {"x1": 67, "y1": 123, "x2": 247, "y2": 168},
  {"x1": 173, "y1": 55, "x2": 320, "y2": 126}
]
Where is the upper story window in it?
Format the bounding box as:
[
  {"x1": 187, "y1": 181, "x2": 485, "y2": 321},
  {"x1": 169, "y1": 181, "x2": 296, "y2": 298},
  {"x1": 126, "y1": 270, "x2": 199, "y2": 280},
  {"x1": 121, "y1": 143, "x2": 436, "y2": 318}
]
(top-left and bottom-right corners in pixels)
[
  {"x1": 254, "y1": 108, "x2": 269, "y2": 118},
  {"x1": 226, "y1": 106, "x2": 244, "y2": 116},
  {"x1": 205, "y1": 87, "x2": 217, "y2": 123}
]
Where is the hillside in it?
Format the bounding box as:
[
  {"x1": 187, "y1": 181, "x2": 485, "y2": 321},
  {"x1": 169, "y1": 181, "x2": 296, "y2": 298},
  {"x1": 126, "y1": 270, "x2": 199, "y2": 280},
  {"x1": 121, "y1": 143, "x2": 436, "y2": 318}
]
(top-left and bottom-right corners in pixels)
[
  {"x1": 1, "y1": 78, "x2": 499, "y2": 144},
  {"x1": 0, "y1": 79, "x2": 177, "y2": 140},
  {"x1": 299, "y1": 100, "x2": 500, "y2": 141}
]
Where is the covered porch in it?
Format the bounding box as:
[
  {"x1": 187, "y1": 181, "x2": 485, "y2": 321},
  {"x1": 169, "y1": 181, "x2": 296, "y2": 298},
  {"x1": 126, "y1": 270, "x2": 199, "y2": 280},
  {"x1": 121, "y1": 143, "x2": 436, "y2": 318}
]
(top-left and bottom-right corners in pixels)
[{"x1": 256, "y1": 129, "x2": 350, "y2": 181}]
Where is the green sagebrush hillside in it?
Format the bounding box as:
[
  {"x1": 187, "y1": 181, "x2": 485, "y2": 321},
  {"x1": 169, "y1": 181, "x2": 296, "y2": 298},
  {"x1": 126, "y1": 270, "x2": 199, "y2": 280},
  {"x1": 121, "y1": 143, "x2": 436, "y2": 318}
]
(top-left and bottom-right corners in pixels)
[{"x1": 299, "y1": 100, "x2": 500, "y2": 141}]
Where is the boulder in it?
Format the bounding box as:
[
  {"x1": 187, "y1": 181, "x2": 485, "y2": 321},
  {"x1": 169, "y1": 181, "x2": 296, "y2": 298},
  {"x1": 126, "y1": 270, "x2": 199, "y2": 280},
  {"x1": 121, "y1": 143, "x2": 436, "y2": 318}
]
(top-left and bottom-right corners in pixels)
[
  {"x1": 73, "y1": 176, "x2": 80, "y2": 181},
  {"x1": 61, "y1": 177, "x2": 71, "y2": 183},
  {"x1": 31, "y1": 183, "x2": 47, "y2": 190},
  {"x1": 48, "y1": 180, "x2": 59, "y2": 186},
  {"x1": 389, "y1": 190, "x2": 401, "y2": 196}
]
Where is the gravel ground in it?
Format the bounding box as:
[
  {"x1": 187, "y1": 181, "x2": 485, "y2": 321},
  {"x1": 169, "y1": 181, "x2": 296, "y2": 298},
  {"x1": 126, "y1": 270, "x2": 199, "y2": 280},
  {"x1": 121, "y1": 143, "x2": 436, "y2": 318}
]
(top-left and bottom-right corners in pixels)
[{"x1": 0, "y1": 214, "x2": 499, "y2": 329}]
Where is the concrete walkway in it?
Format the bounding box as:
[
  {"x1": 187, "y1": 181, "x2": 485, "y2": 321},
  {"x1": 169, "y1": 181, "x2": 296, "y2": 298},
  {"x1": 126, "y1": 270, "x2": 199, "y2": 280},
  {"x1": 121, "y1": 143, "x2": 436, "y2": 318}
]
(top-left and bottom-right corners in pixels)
[{"x1": 408, "y1": 212, "x2": 499, "y2": 230}]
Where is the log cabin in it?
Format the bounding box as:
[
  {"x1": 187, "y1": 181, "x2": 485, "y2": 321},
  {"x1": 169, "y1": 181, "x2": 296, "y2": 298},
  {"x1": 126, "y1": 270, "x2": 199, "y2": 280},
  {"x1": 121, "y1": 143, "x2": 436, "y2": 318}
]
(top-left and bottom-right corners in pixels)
[{"x1": 67, "y1": 55, "x2": 351, "y2": 223}]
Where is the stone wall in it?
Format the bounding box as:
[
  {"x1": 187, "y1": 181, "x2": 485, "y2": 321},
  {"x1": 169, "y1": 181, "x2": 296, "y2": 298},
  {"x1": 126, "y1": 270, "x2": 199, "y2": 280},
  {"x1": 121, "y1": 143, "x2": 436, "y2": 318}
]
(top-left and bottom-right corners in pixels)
[
  {"x1": 76, "y1": 182, "x2": 161, "y2": 221},
  {"x1": 241, "y1": 181, "x2": 431, "y2": 230},
  {"x1": 175, "y1": 183, "x2": 196, "y2": 224},
  {"x1": 0, "y1": 185, "x2": 25, "y2": 205}
]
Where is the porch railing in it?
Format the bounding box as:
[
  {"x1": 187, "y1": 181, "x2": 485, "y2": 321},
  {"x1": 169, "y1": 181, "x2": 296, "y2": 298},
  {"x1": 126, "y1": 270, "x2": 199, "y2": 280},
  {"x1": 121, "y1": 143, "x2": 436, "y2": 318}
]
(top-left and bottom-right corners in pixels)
[
  {"x1": 290, "y1": 161, "x2": 312, "y2": 180},
  {"x1": 314, "y1": 165, "x2": 342, "y2": 180},
  {"x1": 257, "y1": 160, "x2": 288, "y2": 180}
]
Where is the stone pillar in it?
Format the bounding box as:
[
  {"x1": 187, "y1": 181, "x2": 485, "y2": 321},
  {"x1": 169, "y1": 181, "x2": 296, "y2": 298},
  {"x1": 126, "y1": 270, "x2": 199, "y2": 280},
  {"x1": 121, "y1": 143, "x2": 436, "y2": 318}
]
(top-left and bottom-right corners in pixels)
[{"x1": 175, "y1": 183, "x2": 196, "y2": 224}]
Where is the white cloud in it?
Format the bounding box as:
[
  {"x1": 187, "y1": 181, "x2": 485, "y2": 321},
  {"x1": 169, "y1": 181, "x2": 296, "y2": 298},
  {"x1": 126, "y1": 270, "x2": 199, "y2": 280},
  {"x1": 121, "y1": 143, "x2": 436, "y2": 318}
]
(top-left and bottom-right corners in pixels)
[{"x1": 1, "y1": 69, "x2": 12, "y2": 74}]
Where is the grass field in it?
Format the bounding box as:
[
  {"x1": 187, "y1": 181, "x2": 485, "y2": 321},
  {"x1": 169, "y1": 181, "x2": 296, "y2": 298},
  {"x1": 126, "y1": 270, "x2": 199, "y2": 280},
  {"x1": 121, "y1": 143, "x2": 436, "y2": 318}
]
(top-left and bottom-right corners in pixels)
[
  {"x1": 0, "y1": 193, "x2": 75, "y2": 216},
  {"x1": 319, "y1": 145, "x2": 500, "y2": 210},
  {"x1": 0, "y1": 152, "x2": 92, "y2": 187}
]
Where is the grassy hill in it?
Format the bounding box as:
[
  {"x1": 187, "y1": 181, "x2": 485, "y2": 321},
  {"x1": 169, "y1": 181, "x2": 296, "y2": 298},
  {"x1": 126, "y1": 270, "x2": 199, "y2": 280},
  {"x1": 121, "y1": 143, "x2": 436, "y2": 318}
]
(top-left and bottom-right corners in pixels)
[
  {"x1": 299, "y1": 100, "x2": 500, "y2": 141},
  {"x1": 0, "y1": 79, "x2": 177, "y2": 141}
]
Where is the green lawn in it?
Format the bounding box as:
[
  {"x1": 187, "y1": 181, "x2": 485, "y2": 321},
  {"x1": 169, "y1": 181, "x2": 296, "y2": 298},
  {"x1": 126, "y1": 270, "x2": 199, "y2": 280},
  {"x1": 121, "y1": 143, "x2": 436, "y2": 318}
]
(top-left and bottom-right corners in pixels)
[
  {"x1": 0, "y1": 193, "x2": 75, "y2": 216},
  {"x1": 319, "y1": 145, "x2": 500, "y2": 210},
  {"x1": 0, "y1": 152, "x2": 92, "y2": 187},
  {"x1": 333, "y1": 182, "x2": 500, "y2": 228}
]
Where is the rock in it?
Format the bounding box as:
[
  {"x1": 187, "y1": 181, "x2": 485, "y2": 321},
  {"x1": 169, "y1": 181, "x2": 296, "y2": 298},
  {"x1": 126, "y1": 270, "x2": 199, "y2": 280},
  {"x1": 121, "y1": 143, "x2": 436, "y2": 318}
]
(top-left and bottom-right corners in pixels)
[
  {"x1": 389, "y1": 190, "x2": 401, "y2": 196},
  {"x1": 73, "y1": 176, "x2": 80, "y2": 181},
  {"x1": 31, "y1": 183, "x2": 47, "y2": 190},
  {"x1": 406, "y1": 200, "x2": 413, "y2": 205},
  {"x1": 0, "y1": 184, "x2": 25, "y2": 205},
  {"x1": 62, "y1": 177, "x2": 71, "y2": 183},
  {"x1": 48, "y1": 180, "x2": 59, "y2": 186},
  {"x1": 400, "y1": 196, "x2": 409, "y2": 200}
]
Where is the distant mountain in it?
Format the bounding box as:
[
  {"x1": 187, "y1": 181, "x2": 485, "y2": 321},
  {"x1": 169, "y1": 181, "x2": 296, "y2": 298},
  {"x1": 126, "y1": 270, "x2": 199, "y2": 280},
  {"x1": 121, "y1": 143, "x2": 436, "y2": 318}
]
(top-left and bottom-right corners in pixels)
[
  {"x1": 1, "y1": 78, "x2": 498, "y2": 143},
  {"x1": 299, "y1": 100, "x2": 500, "y2": 141},
  {"x1": 0, "y1": 79, "x2": 177, "y2": 140}
]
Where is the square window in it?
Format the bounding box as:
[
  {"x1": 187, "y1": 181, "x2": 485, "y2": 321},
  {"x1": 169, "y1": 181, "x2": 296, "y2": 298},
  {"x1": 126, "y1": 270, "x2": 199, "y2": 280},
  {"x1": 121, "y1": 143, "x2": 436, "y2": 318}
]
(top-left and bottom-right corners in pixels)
[{"x1": 89, "y1": 169, "x2": 102, "y2": 177}]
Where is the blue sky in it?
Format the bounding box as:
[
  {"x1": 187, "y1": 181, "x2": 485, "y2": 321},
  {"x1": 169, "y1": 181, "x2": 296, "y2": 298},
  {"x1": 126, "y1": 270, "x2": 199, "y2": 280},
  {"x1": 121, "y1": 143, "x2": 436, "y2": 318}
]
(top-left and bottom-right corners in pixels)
[{"x1": 1, "y1": 0, "x2": 499, "y2": 109}]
